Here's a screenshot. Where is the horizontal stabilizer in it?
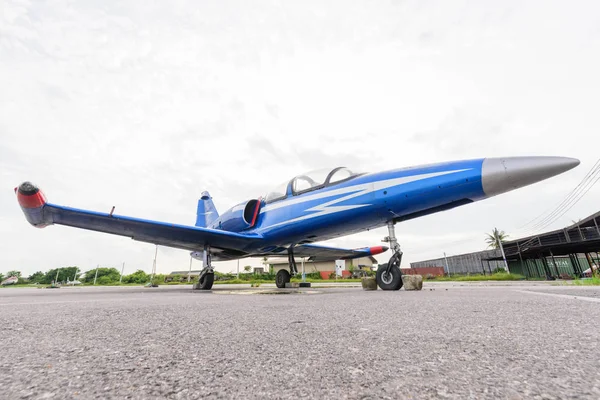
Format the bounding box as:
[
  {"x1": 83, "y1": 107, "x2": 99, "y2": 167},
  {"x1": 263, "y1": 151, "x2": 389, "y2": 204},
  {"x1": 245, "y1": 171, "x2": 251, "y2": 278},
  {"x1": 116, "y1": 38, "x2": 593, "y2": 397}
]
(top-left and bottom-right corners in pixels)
[{"x1": 258, "y1": 243, "x2": 388, "y2": 262}]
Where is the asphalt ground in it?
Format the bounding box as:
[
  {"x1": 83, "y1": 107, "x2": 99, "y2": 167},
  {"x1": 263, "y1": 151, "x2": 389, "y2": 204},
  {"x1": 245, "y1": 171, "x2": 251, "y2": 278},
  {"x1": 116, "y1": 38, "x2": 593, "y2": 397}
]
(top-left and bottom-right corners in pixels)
[{"x1": 1, "y1": 283, "x2": 600, "y2": 399}]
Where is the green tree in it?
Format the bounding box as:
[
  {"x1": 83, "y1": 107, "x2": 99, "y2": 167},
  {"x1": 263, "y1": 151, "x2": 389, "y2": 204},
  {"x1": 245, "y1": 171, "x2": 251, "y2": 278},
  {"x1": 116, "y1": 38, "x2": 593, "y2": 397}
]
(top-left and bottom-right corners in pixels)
[
  {"x1": 43, "y1": 267, "x2": 80, "y2": 284},
  {"x1": 82, "y1": 267, "x2": 120, "y2": 284},
  {"x1": 28, "y1": 271, "x2": 45, "y2": 283},
  {"x1": 6, "y1": 270, "x2": 21, "y2": 278},
  {"x1": 485, "y1": 228, "x2": 509, "y2": 249},
  {"x1": 122, "y1": 269, "x2": 149, "y2": 284},
  {"x1": 243, "y1": 266, "x2": 252, "y2": 272}
]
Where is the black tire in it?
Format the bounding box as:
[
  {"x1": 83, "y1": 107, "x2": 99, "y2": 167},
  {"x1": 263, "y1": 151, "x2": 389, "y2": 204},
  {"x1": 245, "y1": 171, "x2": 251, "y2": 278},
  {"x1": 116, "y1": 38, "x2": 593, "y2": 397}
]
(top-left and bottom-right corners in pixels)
[
  {"x1": 198, "y1": 273, "x2": 214, "y2": 290},
  {"x1": 276, "y1": 269, "x2": 291, "y2": 288},
  {"x1": 377, "y1": 257, "x2": 403, "y2": 291}
]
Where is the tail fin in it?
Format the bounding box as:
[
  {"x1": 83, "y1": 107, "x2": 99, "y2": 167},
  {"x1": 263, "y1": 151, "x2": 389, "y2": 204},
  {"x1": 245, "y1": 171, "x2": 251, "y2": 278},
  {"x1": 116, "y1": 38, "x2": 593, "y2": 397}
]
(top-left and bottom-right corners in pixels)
[{"x1": 195, "y1": 191, "x2": 219, "y2": 228}]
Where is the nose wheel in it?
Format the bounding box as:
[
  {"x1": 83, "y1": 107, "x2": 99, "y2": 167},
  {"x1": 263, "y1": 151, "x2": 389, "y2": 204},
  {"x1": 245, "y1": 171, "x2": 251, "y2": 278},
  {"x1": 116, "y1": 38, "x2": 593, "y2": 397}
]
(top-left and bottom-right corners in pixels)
[
  {"x1": 377, "y1": 252, "x2": 403, "y2": 290},
  {"x1": 378, "y1": 222, "x2": 404, "y2": 291}
]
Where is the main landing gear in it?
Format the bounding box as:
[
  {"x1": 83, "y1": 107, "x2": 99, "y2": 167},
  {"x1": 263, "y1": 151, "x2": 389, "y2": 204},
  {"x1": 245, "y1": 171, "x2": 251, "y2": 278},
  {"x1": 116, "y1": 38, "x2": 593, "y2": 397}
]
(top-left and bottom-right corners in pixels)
[
  {"x1": 195, "y1": 245, "x2": 215, "y2": 290},
  {"x1": 377, "y1": 222, "x2": 404, "y2": 291},
  {"x1": 276, "y1": 247, "x2": 298, "y2": 288}
]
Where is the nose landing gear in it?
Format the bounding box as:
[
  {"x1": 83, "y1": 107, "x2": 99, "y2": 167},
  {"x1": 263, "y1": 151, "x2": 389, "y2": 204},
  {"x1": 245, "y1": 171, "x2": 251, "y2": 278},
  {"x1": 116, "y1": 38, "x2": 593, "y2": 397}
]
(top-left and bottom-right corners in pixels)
[{"x1": 378, "y1": 222, "x2": 404, "y2": 291}]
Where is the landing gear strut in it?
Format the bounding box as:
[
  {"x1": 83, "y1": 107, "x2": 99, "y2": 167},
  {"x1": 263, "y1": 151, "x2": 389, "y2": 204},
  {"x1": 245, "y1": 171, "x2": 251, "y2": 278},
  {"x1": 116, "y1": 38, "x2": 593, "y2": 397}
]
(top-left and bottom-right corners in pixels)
[
  {"x1": 195, "y1": 245, "x2": 214, "y2": 290},
  {"x1": 276, "y1": 247, "x2": 297, "y2": 288},
  {"x1": 377, "y1": 222, "x2": 403, "y2": 291}
]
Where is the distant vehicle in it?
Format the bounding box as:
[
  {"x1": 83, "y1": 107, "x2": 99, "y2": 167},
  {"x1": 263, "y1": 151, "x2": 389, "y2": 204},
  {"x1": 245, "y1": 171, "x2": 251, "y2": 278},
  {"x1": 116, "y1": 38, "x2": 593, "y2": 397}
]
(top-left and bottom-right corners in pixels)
[
  {"x1": 582, "y1": 264, "x2": 598, "y2": 278},
  {"x1": 1, "y1": 276, "x2": 19, "y2": 286},
  {"x1": 16, "y1": 156, "x2": 579, "y2": 291},
  {"x1": 65, "y1": 279, "x2": 82, "y2": 285}
]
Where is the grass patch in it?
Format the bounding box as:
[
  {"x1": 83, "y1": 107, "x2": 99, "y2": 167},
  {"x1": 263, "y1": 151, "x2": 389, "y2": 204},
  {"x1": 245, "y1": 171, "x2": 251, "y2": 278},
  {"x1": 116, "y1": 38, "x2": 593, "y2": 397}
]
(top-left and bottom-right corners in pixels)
[
  {"x1": 214, "y1": 279, "x2": 252, "y2": 285},
  {"x1": 290, "y1": 277, "x2": 362, "y2": 283},
  {"x1": 432, "y1": 273, "x2": 526, "y2": 282},
  {"x1": 572, "y1": 277, "x2": 600, "y2": 286}
]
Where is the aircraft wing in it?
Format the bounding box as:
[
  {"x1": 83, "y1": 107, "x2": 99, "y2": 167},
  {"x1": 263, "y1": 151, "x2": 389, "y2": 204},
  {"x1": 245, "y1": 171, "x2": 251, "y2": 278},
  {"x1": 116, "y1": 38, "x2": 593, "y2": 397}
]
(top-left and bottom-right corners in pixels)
[
  {"x1": 16, "y1": 182, "x2": 262, "y2": 254},
  {"x1": 260, "y1": 243, "x2": 388, "y2": 262},
  {"x1": 42, "y1": 204, "x2": 262, "y2": 252}
]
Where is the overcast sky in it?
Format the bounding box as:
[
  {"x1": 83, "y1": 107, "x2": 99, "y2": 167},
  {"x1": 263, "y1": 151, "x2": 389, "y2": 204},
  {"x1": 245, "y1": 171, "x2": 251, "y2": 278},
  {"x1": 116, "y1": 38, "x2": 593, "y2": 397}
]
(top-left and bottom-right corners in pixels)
[{"x1": 2, "y1": 0, "x2": 599, "y2": 277}]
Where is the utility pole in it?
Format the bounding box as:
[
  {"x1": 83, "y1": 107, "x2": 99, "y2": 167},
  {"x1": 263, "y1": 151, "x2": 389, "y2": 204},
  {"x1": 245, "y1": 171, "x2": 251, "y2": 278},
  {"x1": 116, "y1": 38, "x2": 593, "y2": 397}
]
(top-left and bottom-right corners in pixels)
[
  {"x1": 119, "y1": 262, "x2": 125, "y2": 284},
  {"x1": 55, "y1": 268, "x2": 60, "y2": 284},
  {"x1": 73, "y1": 267, "x2": 78, "y2": 282},
  {"x1": 188, "y1": 256, "x2": 192, "y2": 283},
  {"x1": 496, "y1": 227, "x2": 510, "y2": 274},
  {"x1": 93, "y1": 264, "x2": 99, "y2": 285},
  {"x1": 301, "y1": 258, "x2": 305, "y2": 282},
  {"x1": 237, "y1": 259, "x2": 239, "y2": 279},
  {"x1": 150, "y1": 245, "x2": 158, "y2": 285},
  {"x1": 444, "y1": 252, "x2": 451, "y2": 276}
]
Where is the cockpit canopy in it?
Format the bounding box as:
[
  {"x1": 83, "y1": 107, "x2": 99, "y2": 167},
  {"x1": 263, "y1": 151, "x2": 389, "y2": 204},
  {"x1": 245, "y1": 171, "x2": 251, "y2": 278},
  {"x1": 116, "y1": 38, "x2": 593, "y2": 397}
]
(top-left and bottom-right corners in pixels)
[{"x1": 265, "y1": 167, "x2": 362, "y2": 203}]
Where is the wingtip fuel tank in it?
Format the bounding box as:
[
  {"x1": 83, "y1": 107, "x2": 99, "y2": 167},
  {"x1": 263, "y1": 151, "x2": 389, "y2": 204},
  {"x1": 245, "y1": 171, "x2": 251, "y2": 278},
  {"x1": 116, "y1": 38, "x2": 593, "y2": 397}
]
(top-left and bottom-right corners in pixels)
[
  {"x1": 15, "y1": 181, "x2": 51, "y2": 228},
  {"x1": 481, "y1": 156, "x2": 580, "y2": 198}
]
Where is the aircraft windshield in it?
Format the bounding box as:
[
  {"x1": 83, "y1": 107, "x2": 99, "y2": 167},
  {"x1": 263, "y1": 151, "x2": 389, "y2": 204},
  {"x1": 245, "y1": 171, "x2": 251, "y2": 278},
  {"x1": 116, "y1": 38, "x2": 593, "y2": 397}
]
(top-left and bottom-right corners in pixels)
[
  {"x1": 292, "y1": 168, "x2": 331, "y2": 193},
  {"x1": 264, "y1": 180, "x2": 289, "y2": 203},
  {"x1": 265, "y1": 167, "x2": 362, "y2": 203}
]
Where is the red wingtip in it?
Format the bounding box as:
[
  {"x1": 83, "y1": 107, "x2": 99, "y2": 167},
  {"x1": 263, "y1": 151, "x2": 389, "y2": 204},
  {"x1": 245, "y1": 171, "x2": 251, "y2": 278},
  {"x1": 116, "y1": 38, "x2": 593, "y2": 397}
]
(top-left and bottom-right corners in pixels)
[
  {"x1": 369, "y1": 246, "x2": 388, "y2": 255},
  {"x1": 16, "y1": 182, "x2": 47, "y2": 209}
]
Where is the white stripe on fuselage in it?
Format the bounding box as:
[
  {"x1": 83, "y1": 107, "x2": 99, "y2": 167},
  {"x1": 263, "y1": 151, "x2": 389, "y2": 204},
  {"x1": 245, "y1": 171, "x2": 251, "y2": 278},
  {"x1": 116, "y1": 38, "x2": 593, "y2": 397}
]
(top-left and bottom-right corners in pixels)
[{"x1": 261, "y1": 169, "x2": 471, "y2": 229}]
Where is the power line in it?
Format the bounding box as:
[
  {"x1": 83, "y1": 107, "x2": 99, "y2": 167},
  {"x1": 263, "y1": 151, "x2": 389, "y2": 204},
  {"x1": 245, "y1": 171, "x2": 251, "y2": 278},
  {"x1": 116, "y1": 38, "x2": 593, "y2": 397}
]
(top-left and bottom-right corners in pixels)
[
  {"x1": 534, "y1": 172, "x2": 600, "y2": 232},
  {"x1": 531, "y1": 159, "x2": 600, "y2": 231},
  {"x1": 518, "y1": 158, "x2": 600, "y2": 231},
  {"x1": 512, "y1": 158, "x2": 600, "y2": 236}
]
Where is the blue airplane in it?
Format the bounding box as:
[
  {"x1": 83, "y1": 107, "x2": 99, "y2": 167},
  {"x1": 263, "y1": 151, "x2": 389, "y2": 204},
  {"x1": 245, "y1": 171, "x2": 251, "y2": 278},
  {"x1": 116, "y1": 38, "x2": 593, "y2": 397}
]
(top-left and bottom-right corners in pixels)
[{"x1": 16, "y1": 156, "x2": 579, "y2": 290}]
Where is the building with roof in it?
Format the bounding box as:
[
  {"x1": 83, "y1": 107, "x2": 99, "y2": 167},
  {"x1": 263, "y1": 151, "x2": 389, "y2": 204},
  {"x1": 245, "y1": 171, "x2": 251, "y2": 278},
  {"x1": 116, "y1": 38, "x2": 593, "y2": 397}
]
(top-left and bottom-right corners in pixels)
[
  {"x1": 269, "y1": 256, "x2": 377, "y2": 275},
  {"x1": 496, "y1": 211, "x2": 600, "y2": 278},
  {"x1": 411, "y1": 249, "x2": 506, "y2": 275},
  {"x1": 166, "y1": 270, "x2": 203, "y2": 282},
  {"x1": 411, "y1": 211, "x2": 600, "y2": 278}
]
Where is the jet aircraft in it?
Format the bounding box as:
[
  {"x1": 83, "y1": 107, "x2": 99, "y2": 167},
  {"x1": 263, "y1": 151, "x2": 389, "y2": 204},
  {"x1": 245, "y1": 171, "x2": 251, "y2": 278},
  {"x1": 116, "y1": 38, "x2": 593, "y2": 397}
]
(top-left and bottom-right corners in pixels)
[{"x1": 16, "y1": 156, "x2": 579, "y2": 290}]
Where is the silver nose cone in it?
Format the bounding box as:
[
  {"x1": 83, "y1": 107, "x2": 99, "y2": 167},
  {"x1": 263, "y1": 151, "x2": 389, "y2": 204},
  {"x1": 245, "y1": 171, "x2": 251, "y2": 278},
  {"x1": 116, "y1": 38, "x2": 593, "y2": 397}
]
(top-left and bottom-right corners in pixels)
[{"x1": 481, "y1": 156, "x2": 580, "y2": 197}]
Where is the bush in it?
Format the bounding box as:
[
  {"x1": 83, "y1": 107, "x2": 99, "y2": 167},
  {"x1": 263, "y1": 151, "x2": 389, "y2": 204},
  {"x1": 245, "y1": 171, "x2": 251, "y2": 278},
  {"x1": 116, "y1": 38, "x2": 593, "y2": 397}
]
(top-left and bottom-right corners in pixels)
[
  {"x1": 306, "y1": 272, "x2": 322, "y2": 280},
  {"x1": 82, "y1": 267, "x2": 120, "y2": 284},
  {"x1": 260, "y1": 271, "x2": 276, "y2": 280},
  {"x1": 44, "y1": 267, "x2": 79, "y2": 284},
  {"x1": 122, "y1": 270, "x2": 149, "y2": 284},
  {"x1": 96, "y1": 276, "x2": 117, "y2": 285},
  {"x1": 215, "y1": 272, "x2": 236, "y2": 281}
]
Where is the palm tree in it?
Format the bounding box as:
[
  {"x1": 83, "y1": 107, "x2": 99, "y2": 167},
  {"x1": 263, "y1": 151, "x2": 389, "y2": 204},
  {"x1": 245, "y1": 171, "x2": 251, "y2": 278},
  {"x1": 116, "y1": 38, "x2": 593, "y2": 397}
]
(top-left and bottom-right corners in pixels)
[{"x1": 485, "y1": 228, "x2": 508, "y2": 249}]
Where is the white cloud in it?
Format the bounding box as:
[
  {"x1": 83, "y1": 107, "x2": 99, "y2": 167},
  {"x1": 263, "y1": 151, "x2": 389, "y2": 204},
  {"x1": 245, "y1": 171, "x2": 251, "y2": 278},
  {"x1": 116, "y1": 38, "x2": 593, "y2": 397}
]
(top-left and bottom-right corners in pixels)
[{"x1": 1, "y1": 0, "x2": 599, "y2": 277}]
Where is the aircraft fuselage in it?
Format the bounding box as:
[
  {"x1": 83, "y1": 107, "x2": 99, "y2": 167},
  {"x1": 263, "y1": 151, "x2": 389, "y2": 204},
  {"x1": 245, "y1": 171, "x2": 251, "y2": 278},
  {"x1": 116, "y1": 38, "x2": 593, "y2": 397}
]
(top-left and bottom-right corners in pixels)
[{"x1": 227, "y1": 157, "x2": 578, "y2": 255}]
